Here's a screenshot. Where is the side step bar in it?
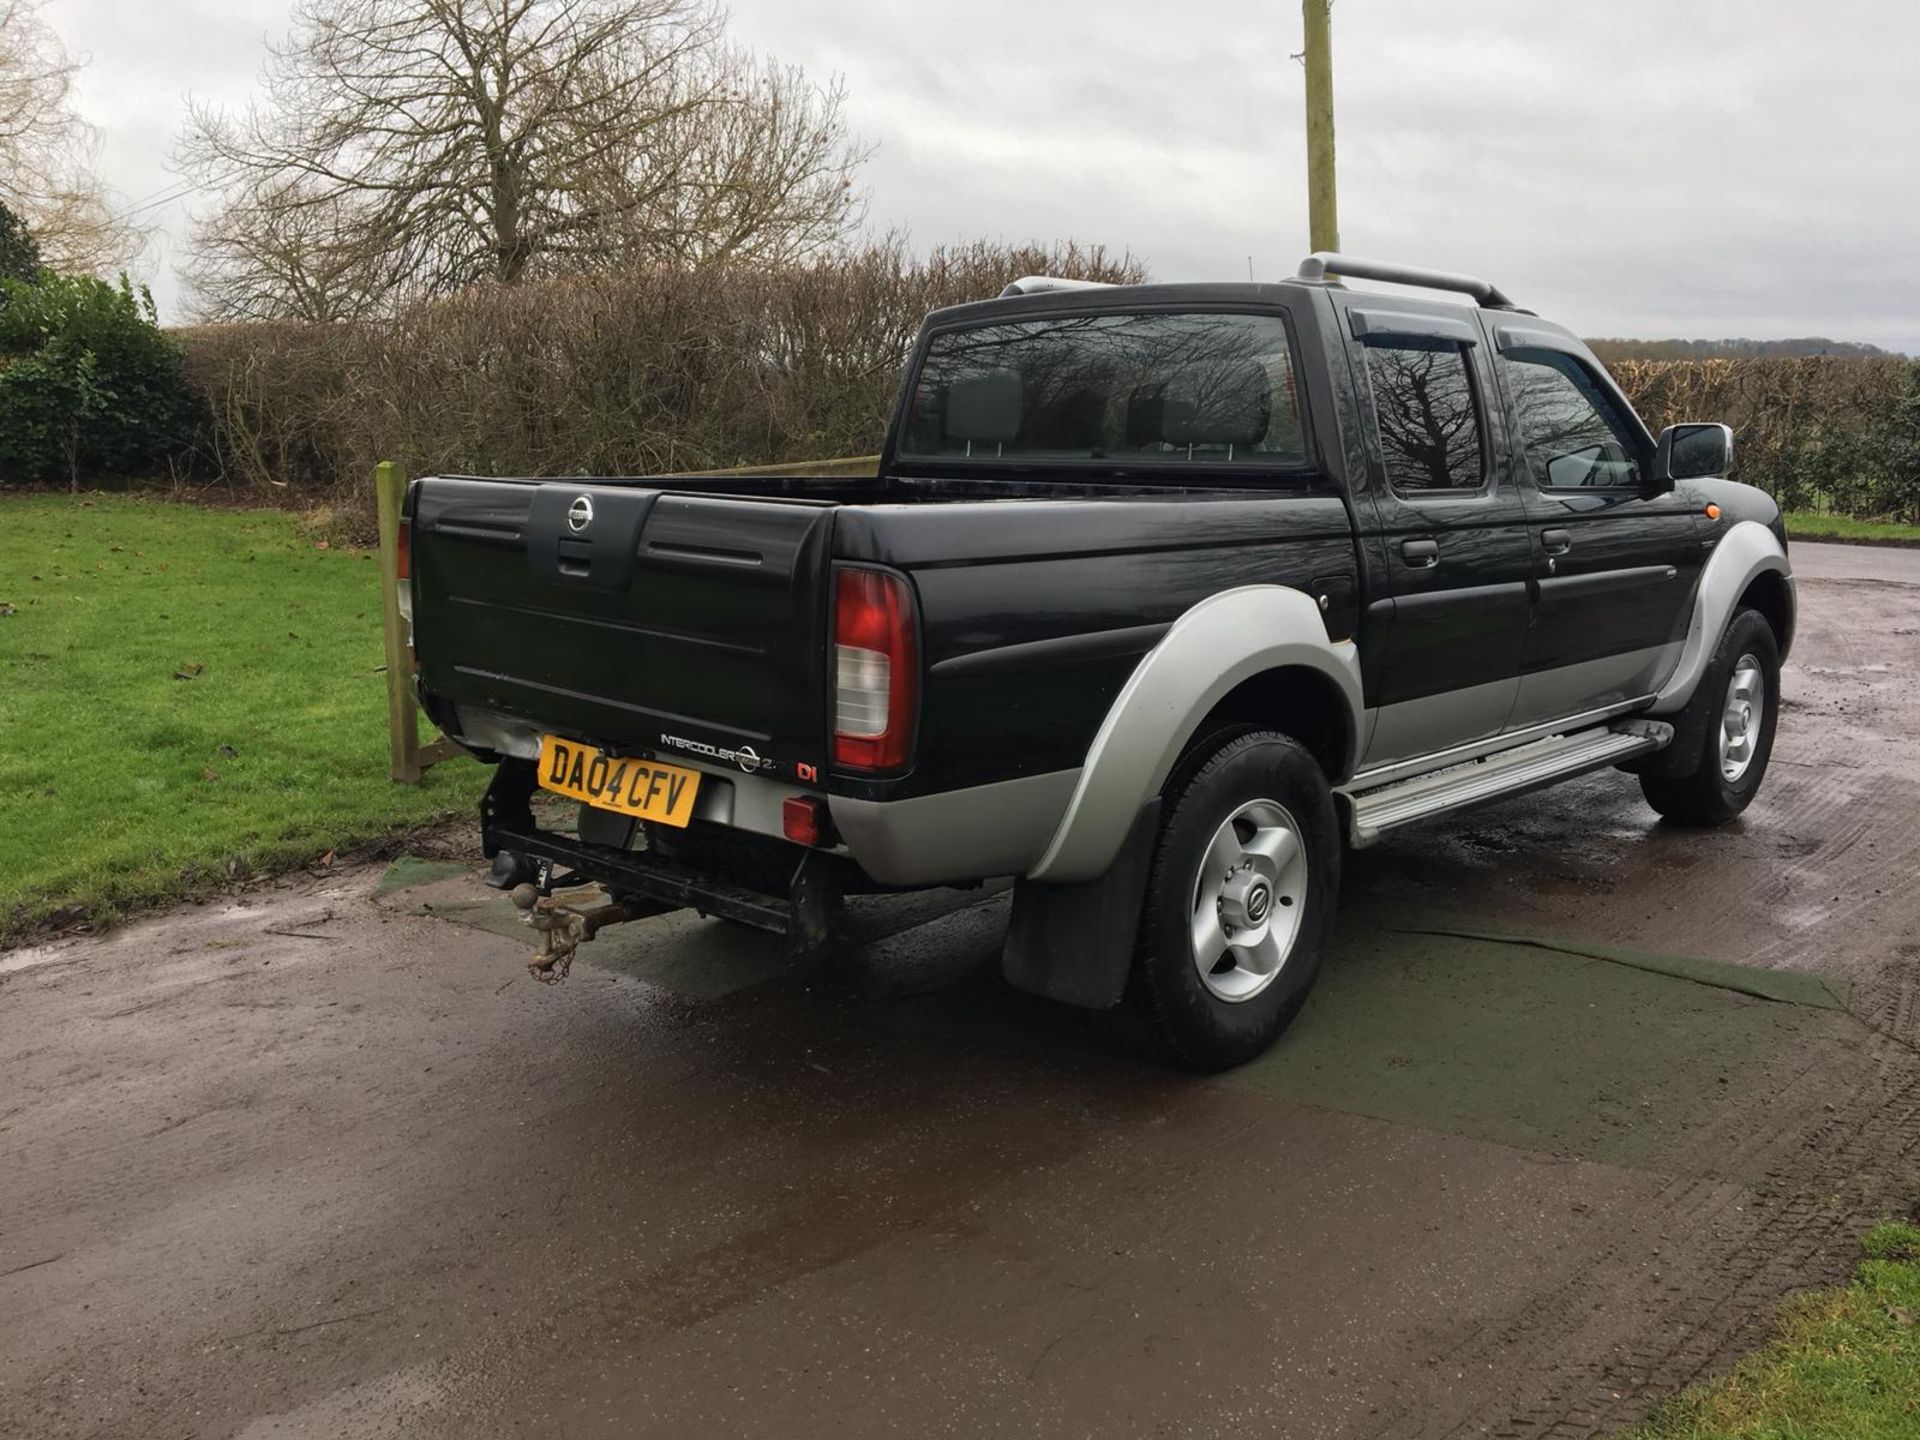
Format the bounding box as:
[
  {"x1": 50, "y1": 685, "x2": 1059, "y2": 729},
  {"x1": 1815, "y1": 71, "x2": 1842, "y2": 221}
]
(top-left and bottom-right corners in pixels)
[{"x1": 1344, "y1": 721, "x2": 1671, "y2": 847}]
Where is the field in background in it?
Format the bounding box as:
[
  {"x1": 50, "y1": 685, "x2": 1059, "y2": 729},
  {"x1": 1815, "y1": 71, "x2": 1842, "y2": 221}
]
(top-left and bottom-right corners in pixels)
[
  {"x1": 0, "y1": 495, "x2": 476, "y2": 943},
  {"x1": 1783, "y1": 510, "x2": 1920, "y2": 545}
]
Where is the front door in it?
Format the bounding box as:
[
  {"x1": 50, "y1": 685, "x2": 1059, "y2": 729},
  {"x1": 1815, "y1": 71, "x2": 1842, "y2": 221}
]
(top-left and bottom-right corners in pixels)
[
  {"x1": 1336, "y1": 297, "x2": 1536, "y2": 766},
  {"x1": 1487, "y1": 335, "x2": 1706, "y2": 726}
]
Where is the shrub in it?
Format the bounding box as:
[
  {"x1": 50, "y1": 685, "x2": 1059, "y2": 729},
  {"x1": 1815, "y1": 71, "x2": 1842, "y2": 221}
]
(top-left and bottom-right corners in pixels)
[
  {"x1": 1610, "y1": 355, "x2": 1919, "y2": 522},
  {"x1": 175, "y1": 239, "x2": 1144, "y2": 500},
  {"x1": 170, "y1": 247, "x2": 1915, "y2": 527},
  {"x1": 0, "y1": 273, "x2": 205, "y2": 486}
]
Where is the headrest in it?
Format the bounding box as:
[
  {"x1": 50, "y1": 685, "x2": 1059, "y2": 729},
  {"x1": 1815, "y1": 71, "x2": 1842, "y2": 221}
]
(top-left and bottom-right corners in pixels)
[
  {"x1": 943, "y1": 370, "x2": 1023, "y2": 445},
  {"x1": 1160, "y1": 359, "x2": 1271, "y2": 448}
]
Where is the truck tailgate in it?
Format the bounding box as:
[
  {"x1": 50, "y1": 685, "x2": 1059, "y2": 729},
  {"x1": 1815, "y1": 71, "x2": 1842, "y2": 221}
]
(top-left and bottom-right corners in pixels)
[{"x1": 410, "y1": 477, "x2": 835, "y2": 776}]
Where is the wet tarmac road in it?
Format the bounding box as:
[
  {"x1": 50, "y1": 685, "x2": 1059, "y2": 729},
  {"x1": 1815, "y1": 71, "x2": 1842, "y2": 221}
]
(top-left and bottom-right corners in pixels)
[{"x1": 4, "y1": 542, "x2": 1920, "y2": 1439}]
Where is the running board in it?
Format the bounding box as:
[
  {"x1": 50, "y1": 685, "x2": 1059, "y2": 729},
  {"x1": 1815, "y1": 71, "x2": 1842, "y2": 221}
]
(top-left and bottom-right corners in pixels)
[{"x1": 1344, "y1": 721, "x2": 1672, "y2": 847}]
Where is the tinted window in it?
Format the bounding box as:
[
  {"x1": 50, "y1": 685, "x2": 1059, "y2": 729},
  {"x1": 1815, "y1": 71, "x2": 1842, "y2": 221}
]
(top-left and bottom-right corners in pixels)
[
  {"x1": 1503, "y1": 349, "x2": 1644, "y2": 489},
  {"x1": 1363, "y1": 338, "x2": 1484, "y2": 492},
  {"x1": 899, "y1": 311, "x2": 1308, "y2": 468}
]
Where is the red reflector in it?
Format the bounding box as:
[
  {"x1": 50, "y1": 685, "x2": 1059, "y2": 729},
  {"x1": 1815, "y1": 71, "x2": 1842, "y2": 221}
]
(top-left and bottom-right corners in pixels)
[
  {"x1": 832, "y1": 567, "x2": 917, "y2": 773},
  {"x1": 782, "y1": 796, "x2": 825, "y2": 847},
  {"x1": 395, "y1": 520, "x2": 412, "y2": 581}
]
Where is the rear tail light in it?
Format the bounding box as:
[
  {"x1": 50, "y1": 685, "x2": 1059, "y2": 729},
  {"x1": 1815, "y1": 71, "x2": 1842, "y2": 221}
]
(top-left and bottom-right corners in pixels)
[
  {"x1": 833, "y1": 567, "x2": 918, "y2": 772},
  {"x1": 394, "y1": 519, "x2": 414, "y2": 630}
]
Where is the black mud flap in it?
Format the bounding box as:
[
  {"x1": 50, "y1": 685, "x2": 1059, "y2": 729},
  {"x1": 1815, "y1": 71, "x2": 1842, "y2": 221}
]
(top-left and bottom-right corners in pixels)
[
  {"x1": 1001, "y1": 798, "x2": 1161, "y2": 1010},
  {"x1": 480, "y1": 759, "x2": 539, "y2": 858},
  {"x1": 1621, "y1": 686, "x2": 1714, "y2": 780}
]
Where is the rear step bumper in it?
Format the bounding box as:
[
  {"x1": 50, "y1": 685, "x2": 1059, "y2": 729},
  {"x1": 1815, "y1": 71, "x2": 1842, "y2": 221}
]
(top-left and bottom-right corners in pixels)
[
  {"x1": 480, "y1": 763, "x2": 837, "y2": 948},
  {"x1": 1343, "y1": 721, "x2": 1672, "y2": 847}
]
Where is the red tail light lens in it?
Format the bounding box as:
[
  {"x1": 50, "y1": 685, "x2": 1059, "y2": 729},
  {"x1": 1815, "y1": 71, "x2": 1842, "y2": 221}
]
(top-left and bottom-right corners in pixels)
[
  {"x1": 833, "y1": 567, "x2": 917, "y2": 772},
  {"x1": 395, "y1": 519, "x2": 412, "y2": 581},
  {"x1": 782, "y1": 796, "x2": 826, "y2": 847}
]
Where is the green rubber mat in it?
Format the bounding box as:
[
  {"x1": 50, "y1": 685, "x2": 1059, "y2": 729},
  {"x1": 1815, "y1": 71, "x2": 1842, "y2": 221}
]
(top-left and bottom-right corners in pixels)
[{"x1": 1223, "y1": 926, "x2": 1846, "y2": 1171}]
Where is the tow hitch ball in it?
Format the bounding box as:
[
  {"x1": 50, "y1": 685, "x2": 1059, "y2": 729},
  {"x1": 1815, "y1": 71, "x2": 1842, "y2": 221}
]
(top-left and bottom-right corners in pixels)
[{"x1": 509, "y1": 884, "x2": 644, "y2": 984}]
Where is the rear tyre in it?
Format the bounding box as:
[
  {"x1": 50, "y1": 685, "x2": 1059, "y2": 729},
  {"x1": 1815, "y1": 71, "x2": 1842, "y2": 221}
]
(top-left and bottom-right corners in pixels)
[
  {"x1": 1129, "y1": 730, "x2": 1340, "y2": 1072},
  {"x1": 1640, "y1": 606, "x2": 1780, "y2": 826}
]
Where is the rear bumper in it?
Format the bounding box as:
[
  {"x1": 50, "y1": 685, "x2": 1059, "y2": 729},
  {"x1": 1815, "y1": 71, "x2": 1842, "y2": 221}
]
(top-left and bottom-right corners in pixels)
[
  {"x1": 826, "y1": 769, "x2": 1080, "y2": 885},
  {"x1": 480, "y1": 762, "x2": 837, "y2": 945}
]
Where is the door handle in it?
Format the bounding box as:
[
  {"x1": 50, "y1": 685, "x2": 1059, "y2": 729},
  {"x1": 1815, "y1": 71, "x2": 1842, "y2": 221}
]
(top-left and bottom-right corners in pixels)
[
  {"x1": 1542, "y1": 529, "x2": 1573, "y2": 555},
  {"x1": 1400, "y1": 538, "x2": 1439, "y2": 568}
]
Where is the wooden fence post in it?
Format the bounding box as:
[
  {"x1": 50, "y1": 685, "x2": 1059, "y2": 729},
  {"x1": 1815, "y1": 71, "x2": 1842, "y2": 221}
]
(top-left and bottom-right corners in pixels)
[{"x1": 375, "y1": 460, "x2": 421, "y2": 783}]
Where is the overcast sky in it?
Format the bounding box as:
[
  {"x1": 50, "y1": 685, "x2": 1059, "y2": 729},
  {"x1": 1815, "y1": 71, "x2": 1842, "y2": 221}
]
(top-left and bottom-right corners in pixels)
[{"x1": 48, "y1": 0, "x2": 1920, "y2": 352}]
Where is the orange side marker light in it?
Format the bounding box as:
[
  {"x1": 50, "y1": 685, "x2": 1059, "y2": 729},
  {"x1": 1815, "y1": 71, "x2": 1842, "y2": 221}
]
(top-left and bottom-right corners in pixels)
[{"x1": 1704, "y1": 504, "x2": 1721, "y2": 520}]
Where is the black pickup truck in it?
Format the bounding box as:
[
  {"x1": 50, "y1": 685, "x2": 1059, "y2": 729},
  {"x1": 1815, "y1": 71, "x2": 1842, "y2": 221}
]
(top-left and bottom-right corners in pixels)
[{"x1": 403, "y1": 252, "x2": 1795, "y2": 1070}]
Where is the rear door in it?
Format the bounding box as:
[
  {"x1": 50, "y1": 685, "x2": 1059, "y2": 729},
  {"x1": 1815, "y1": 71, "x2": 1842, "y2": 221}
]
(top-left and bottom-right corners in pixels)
[
  {"x1": 1486, "y1": 326, "x2": 1706, "y2": 726},
  {"x1": 410, "y1": 477, "x2": 836, "y2": 782},
  {"x1": 1334, "y1": 294, "x2": 1535, "y2": 765}
]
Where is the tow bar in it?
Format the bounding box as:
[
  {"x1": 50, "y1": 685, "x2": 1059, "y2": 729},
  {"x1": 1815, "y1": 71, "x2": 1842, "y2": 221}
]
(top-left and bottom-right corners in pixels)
[
  {"x1": 511, "y1": 885, "x2": 650, "y2": 984},
  {"x1": 482, "y1": 763, "x2": 844, "y2": 982}
]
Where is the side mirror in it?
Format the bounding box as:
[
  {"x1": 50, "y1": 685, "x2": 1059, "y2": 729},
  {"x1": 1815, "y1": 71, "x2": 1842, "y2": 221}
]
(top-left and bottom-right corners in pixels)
[{"x1": 1655, "y1": 422, "x2": 1733, "y2": 484}]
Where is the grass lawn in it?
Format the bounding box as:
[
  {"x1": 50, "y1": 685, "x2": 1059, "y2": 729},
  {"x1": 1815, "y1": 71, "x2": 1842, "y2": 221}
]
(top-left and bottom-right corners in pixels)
[
  {"x1": 1625, "y1": 1223, "x2": 1920, "y2": 1438},
  {"x1": 0, "y1": 493, "x2": 479, "y2": 944},
  {"x1": 1783, "y1": 511, "x2": 1920, "y2": 546}
]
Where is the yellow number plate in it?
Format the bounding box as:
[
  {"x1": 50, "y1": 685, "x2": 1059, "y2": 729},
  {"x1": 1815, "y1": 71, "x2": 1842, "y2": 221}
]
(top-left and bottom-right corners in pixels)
[{"x1": 538, "y1": 736, "x2": 701, "y2": 828}]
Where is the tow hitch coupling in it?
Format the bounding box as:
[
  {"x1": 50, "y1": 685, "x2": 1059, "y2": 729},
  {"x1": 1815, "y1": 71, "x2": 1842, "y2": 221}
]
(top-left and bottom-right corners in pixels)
[{"x1": 510, "y1": 884, "x2": 648, "y2": 984}]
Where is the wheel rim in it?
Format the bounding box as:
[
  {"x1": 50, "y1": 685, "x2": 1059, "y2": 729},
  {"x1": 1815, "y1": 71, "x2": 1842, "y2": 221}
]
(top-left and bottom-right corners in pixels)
[
  {"x1": 1188, "y1": 798, "x2": 1310, "y2": 1004},
  {"x1": 1718, "y1": 653, "x2": 1765, "y2": 783}
]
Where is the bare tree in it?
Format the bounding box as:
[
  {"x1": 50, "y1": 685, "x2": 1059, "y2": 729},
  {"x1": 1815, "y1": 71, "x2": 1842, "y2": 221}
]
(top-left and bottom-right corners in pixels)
[
  {"x1": 179, "y1": 0, "x2": 869, "y2": 320},
  {"x1": 182, "y1": 179, "x2": 407, "y2": 322},
  {"x1": 0, "y1": 0, "x2": 140, "y2": 274}
]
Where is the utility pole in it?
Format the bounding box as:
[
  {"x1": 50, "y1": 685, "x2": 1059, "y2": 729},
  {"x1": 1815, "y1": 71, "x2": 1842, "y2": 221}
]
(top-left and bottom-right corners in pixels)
[{"x1": 1302, "y1": 0, "x2": 1339, "y2": 255}]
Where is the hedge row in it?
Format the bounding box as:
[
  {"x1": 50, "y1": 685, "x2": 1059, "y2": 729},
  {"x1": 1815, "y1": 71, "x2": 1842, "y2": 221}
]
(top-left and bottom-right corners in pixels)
[
  {"x1": 174, "y1": 242, "x2": 1141, "y2": 495},
  {"x1": 1613, "y1": 355, "x2": 1918, "y2": 521},
  {"x1": 165, "y1": 255, "x2": 1920, "y2": 523}
]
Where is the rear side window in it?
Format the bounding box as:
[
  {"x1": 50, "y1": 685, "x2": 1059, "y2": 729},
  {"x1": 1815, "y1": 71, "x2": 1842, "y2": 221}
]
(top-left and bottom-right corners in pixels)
[
  {"x1": 899, "y1": 311, "x2": 1309, "y2": 469},
  {"x1": 1363, "y1": 337, "x2": 1485, "y2": 493},
  {"x1": 1501, "y1": 348, "x2": 1645, "y2": 489}
]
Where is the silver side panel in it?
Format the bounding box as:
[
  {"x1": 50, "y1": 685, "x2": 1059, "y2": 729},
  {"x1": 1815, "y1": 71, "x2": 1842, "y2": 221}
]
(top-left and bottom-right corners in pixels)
[
  {"x1": 1649, "y1": 520, "x2": 1791, "y2": 714},
  {"x1": 1360, "y1": 676, "x2": 1517, "y2": 769},
  {"x1": 1027, "y1": 586, "x2": 1363, "y2": 885},
  {"x1": 1509, "y1": 644, "x2": 1681, "y2": 728},
  {"x1": 831, "y1": 769, "x2": 1082, "y2": 886}
]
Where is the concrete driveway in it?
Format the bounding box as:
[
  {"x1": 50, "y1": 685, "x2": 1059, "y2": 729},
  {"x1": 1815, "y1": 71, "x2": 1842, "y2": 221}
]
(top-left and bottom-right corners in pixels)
[{"x1": 4, "y1": 542, "x2": 1918, "y2": 1439}]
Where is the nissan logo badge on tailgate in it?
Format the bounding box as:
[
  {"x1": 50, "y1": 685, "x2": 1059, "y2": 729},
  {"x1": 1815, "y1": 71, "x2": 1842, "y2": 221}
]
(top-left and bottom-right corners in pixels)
[{"x1": 567, "y1": 494, "x2": 594, "y2": 532}]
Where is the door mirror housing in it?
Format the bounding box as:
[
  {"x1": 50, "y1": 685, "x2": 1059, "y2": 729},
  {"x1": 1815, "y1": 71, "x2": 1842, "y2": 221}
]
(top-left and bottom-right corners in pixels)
[{"x1": 1655, "y1": 422, "x2": 1734, "y2": 485}]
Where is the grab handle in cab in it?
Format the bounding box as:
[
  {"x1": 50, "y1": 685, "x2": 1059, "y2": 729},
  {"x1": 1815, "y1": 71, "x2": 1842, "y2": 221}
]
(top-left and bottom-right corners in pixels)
[{"x1": 1400, "y1": 538, "x2": 1439, "y2": 568}]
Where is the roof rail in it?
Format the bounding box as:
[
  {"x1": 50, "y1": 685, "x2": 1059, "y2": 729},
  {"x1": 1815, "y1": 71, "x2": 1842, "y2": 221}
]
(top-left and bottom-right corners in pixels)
[
  {"x1": 1296, "y1": 252, "x2": 1517, "y2": 310},
  {"x1": 1000, "y1": 275, "x2": 1115, "y2": 298}
]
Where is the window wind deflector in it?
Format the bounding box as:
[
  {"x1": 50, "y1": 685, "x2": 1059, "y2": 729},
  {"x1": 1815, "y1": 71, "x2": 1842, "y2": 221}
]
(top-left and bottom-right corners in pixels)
[
  {"x1": 1493, "y1": 323, "x2": 1584, "y2": 356},
  {"x1": 1348, "y1": 307, "x2": 1480, "y2": 345}
]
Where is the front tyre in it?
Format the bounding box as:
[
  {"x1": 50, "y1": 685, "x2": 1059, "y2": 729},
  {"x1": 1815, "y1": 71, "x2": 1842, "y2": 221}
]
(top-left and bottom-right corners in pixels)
[
  {"x1": 1640, "y1": 606, "x2": 1781, "y2": 826},
  {"x1": 1130, "y1": 731, "x2": 1340, "y2": 1071}
]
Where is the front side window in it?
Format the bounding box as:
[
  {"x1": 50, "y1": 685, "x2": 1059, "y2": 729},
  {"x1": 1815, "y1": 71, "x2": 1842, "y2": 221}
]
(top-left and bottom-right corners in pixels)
[
  {"x1": 1502, "y1": 349, "x2": 1644, "y2": 489},
  {"x1": 1363, "y1": 337, "x2": 1485, "y2": 493},
  {"x1": 898, "y1": 311, "x2": 1308, "y2": 469}
]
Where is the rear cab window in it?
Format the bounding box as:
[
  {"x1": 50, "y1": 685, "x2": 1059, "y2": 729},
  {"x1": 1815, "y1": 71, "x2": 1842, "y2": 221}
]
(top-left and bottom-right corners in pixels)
[
  {"x1": 1360, "y1": 336, "x2": 1486, "y2": 494},
  {"x1": 898, "y1": 310, "x2": 1310, "y2": 473}
]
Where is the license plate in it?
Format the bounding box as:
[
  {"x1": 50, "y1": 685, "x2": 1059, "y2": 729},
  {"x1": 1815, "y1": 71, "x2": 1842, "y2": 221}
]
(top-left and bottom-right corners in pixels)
[{"x1": 537, "y1": 736, "x2": 701, "y2": 828}]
